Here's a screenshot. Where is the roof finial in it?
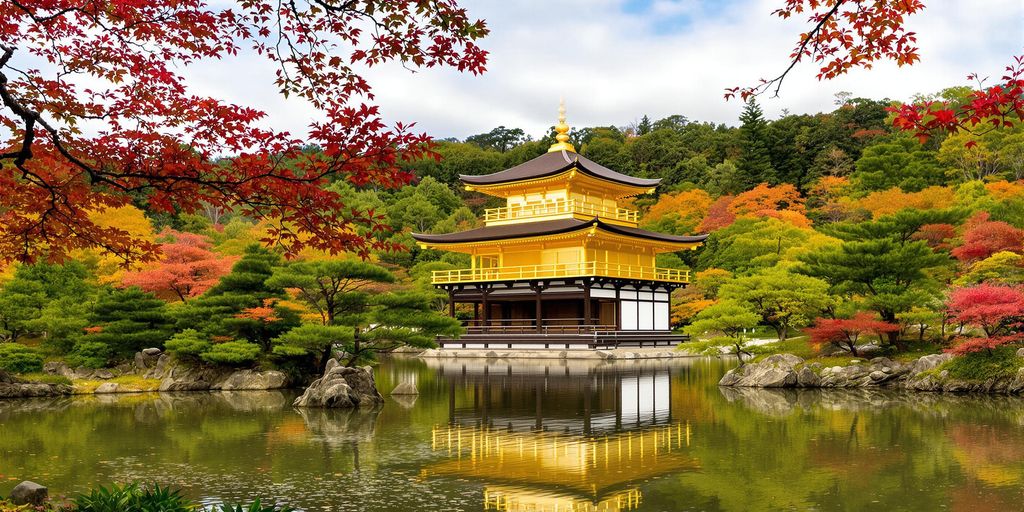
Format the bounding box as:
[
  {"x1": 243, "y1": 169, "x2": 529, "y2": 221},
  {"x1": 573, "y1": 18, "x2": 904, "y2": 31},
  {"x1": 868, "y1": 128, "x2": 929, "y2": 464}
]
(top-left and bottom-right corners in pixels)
[{"x1": 547, "y1": 98, "x2": 576, "y2": 153}]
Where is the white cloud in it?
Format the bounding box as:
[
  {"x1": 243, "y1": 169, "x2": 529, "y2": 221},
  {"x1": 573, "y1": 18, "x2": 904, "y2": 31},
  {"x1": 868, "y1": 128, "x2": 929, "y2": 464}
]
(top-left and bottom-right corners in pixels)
[{"x1": 145, "y1": 0, "x2": 1024, "y2": 140}]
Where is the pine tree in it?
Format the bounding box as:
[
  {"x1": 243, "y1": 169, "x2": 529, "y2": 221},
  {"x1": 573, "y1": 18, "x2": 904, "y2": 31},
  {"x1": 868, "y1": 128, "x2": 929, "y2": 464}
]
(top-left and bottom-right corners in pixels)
[
  {"x1": 736, "y1": 99, "x2": 775, "y2": 189},
  {"x1": 174, "y1": 245, "x2": 295, "y2": 347},
  {"x1": 71, "y1": 287, "x2": 173, "y2": 366},
  {"x1": 637, "y1": 115, "x2": 653, "y2": 136}
]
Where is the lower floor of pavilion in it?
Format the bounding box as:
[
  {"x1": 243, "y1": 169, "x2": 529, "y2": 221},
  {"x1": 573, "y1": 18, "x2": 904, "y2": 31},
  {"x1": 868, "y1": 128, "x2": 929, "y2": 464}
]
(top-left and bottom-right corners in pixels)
[{"x1": 436, "y1": 277, "x2": 689, "y2": 349}]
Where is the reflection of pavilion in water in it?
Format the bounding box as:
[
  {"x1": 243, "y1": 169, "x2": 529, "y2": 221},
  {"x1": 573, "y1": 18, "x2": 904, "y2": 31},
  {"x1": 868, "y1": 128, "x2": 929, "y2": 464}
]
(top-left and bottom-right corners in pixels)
[{"x1": 421, "y1": 359, "x2": 698, "y2": 511}]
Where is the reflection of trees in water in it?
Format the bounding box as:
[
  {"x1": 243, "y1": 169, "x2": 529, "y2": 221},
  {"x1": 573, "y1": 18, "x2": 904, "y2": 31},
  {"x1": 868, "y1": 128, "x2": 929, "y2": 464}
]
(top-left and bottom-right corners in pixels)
[{"x1": 667, "y1": 386, "x2": 1024, "y2": 511}]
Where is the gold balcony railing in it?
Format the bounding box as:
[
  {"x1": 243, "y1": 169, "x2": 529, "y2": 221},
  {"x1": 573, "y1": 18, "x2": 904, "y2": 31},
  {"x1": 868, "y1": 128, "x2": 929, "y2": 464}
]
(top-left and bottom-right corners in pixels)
[
  {"x1": 431, "y1": 261, "x2": 689, "y2": 284},
  {"x1": 483, "y1": 199, "x2": 639, "y2": 224}
]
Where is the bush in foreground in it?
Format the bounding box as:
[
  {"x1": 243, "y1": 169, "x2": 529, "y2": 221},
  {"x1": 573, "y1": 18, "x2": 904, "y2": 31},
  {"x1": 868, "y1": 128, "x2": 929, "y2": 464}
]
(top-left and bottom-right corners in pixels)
[{"x1": 1, "y1": 482, "x2": 294, "y2": 512}]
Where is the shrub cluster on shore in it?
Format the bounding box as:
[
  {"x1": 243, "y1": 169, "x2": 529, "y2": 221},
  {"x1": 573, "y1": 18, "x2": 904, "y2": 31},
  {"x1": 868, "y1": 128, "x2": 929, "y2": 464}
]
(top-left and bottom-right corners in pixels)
[{"x1": 1, "y1": 482, "x2": 293, "y2": 512}]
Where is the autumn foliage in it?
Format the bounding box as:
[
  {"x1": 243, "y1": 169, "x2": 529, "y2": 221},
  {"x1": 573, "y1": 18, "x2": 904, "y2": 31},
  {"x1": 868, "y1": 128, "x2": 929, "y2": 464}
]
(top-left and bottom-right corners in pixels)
[
  {"x1": 951, "y1": 213, "x2": 1024, "y2": 263},
  {"x1": 0, "y1": 0, "x2": 488, "y2": 265},
  {"x1": 121, "y1": 230, "x2": 236, "y2": 302},
  {"x1": 730, "y1": 1, "x2": 1023, "y2": 145},
  {"x1": 946, "y1": 284, "x2": 1024, "y2": 355},
  {"x1": 806, "y1": 313, "x2": 901, "y2": 356}
]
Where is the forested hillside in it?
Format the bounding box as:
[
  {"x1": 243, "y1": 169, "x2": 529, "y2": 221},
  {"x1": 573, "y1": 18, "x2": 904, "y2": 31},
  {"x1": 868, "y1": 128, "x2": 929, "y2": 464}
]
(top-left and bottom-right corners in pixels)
[{"x1": 2, "y1": 89, "x2": 1023, "y2": 376}]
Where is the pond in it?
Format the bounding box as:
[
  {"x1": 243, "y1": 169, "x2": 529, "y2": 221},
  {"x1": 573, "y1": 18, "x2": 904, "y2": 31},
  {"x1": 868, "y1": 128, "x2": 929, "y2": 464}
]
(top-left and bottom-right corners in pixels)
[{"x1": 2, "y1": 356, "x2": 1023, "y2": 511}]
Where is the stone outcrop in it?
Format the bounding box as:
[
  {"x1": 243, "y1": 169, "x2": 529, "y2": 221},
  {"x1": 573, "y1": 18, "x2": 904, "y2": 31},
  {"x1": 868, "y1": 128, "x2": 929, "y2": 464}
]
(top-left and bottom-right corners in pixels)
[
  {"x1": 720, "y1": 352, "x2": 1024, "y2": 394},
  {"x1": 293, "y1": 359, "x2": 384, "y2": 408},
  {"x1": 718, "y1": 354, "x2": 804, "y2": 387},
  {"x1": 0, "y1": 371, "x2": 72, "y2": 399},
  {"x1": 155, "y1": 363, "x2": 289, "y2": 392},
  {"x1": 36, "y1": 352, "x2": 290, "y2": 395},
  {"x1": 9, "y1": 481, "x2": 48, "y2": 506}
]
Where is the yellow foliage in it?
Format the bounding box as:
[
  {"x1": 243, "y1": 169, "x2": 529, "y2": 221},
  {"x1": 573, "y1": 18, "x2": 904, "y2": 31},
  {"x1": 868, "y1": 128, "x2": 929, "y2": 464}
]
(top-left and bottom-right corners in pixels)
[
  {"x1": 857, "y1": 186, "x2": 955, "y2": 218},
  {"x1": 729, "y1": 183, "x2": 806, "y2": 216},
  {"x1": 70, "y1": 205, "x2": 157, "y2": 284},
  {"x1": 644, "y1": 189, "x2": 714, "y2": 233},
  {"x1": 984, "y1": 180, "x2": 1024, "y2": 200},
  {"x1": 760, "y1": 209, "x2": 814, "y2": 229}
]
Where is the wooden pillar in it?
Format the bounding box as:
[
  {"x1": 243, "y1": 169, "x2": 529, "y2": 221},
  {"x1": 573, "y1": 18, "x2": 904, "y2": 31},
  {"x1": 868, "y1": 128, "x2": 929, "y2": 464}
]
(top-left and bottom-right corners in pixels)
[
  {"x1": 614, "y1": 284, "x2": 622, "y2": 331},
  {"x1": 448, "y1": 288, "x2": 456, "y2": 318},
  {"x1": 535, "y1": 288, "x2": 543, "y2": 333},
  {"x1": 481, "y1": 286, "x2": 491, "y2": 327},
  {"x1": 531, "y1": 281, "x2": 546, "y2": 334},
  {"x1": 583, "y1": 279, "x2": 592, "y2": 326}
]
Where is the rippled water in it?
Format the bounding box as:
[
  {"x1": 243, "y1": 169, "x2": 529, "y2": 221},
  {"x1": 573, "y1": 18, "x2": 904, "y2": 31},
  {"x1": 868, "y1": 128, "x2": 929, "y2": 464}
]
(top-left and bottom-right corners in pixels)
[{"x1": 2, "y1": 356, "x2": 1024, "y2": 511}]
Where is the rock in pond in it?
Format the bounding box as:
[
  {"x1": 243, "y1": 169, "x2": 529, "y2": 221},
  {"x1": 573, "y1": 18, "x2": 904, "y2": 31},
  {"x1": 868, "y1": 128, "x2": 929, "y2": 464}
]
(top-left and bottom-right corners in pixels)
[
  {"x1": 10, "y1": 481, "x2": 48, "y2": 506},
  {"x1": 391, "y1": 381, "x2": 418, "y2": 395},
  {"x1": 293, "y1": 359, "x2": 384, "y2": 408}
]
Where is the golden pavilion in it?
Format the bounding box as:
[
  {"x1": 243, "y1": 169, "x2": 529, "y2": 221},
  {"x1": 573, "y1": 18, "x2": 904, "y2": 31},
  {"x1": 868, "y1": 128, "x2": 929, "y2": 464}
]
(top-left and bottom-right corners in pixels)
[{"x1": 412, "y1": 103, "x2": 707, "y2": 349}]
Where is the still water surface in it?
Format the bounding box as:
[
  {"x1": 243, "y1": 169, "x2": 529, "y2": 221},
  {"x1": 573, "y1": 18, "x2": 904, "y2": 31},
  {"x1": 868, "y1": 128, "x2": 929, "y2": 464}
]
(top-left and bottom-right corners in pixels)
[{"x1": 2, "y1": 356, "x2": 1023, "y2": 511}]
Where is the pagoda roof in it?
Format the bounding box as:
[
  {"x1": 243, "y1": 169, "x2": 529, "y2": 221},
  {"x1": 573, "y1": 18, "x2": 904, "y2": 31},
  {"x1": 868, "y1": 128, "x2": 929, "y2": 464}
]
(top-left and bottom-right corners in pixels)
[
  {"x1": 412, "y1": 217, "x2": 708, "y2": 245},
  {"x1": 459, "y1": 150, "x2": 661, "y2": 188}
]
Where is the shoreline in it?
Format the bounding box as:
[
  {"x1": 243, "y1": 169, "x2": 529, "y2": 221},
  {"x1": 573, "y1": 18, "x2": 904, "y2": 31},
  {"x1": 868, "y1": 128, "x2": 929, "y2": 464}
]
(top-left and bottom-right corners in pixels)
[{"x1": 719, "y1": 352, "x2": 1024, "y2": 394}]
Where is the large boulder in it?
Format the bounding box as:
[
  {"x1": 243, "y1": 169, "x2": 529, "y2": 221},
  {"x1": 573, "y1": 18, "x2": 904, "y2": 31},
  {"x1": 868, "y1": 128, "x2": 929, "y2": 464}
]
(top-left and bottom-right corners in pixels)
[
  {"x1": 293, "y1": 359, "x2": 384, "y2": 408},
  {"x1": 719, "y1": 354, "x2": 803, "y2": 387},
  {"x1": 213, "y1": 370, "x2": 288, "y2": 391},
  {"x1": 9, "y1": 481, "x2": 48, "y2": 506},
  {"x1": 909, "y1": 353, "x2": 953, "y2": 375}
]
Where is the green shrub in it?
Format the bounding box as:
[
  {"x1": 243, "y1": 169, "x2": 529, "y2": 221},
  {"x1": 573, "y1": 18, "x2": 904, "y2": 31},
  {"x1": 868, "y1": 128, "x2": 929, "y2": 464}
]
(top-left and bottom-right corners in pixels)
[
  {"x1": 165, "y1": 329, "x2": 212, "y2": 361},
  {"x1": 0, "y1": 343, "x2": 44, "y2": 373},
  {"x1": 944, "y1": 346, "x2": 1024, "y2": 381},
  {"x1": 66, "y1": 340, "x2": 114, "y2": 368},
  {"x1": 201, "y1": 341, "x2": 261, "y2": 366},
  {"x1": 73, "y1": 482, "x2": 191, "y2": 512}
]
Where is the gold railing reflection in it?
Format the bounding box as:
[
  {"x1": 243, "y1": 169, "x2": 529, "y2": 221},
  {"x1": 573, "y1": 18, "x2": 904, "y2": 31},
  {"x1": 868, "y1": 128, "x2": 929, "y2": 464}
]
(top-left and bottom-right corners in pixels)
[
  {"x1": 483, "y1": 486, "x2": 642, "y2": 512},
  {"x1": 426, "y1": 423, "x2": 695, "y2": 495}
]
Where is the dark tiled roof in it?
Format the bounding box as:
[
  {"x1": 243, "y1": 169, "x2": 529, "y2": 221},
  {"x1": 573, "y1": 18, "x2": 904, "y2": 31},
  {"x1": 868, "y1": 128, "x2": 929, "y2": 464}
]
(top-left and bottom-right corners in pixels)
[
  {"x1": 459, "y1": 150, "x2": 661, "y2": 188},
  {"x1": 412, "y1": 218, "x2": 708, "y2": 245}
]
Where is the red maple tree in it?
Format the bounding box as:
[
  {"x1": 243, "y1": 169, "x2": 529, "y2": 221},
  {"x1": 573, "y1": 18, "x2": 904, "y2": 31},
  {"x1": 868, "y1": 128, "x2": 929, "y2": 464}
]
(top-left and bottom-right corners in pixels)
[
  {"x1": 806, "y1": 312, "x2": 901, "y2": 357},
  {"x1": 729, "y1": 1, "x2": 1023, "y2": 142},
  {"x1": 946, "y1": 284, "x2": 1024, "y2": 355},
  {"x1": 122, "y1": 229, "x2": 237, "y2": 302},
  {"x1": 697, "y1": 195, "x2": 737, "y2": 233},
  {"x1": 950, "y1": 213, "x2": 1024, "y2": 264},
  {"x1": 911, "y1": 223, "x2": 956, "y2": 252},
  {"x1": 0, "y1": 0, "x2": 488, "y2": 265}
]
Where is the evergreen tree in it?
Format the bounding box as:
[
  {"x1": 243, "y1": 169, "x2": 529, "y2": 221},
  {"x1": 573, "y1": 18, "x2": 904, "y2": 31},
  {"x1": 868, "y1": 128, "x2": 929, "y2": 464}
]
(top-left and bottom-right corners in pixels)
[
  {"x1": 274, "y1": 290, "x2": 462, "y2": 367},
  {"x1": 797, "y1": 209, "x2": 961, "y2": 346},
  {"x1": 174, "y1": 245, "x2": 292, "y2": 343},
  {"x1": 637, "y1": 115, "x2": 653, "y2": 135},
  {"x1": 71, "y1": 287, "x2": 173, "y2": 366},
  {"x1": 0, "y1": 261, "x2": 94, "y2": 349},
  {"x1": 736, "y1": 99, "x2": 775, "y2": 189},
  {"x1": 267, "y1": 260, "x2": 395, "y2": 370}
]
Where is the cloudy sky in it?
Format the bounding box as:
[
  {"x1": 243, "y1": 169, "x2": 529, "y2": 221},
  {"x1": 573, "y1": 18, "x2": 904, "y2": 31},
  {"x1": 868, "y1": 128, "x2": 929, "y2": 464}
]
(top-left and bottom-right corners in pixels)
[{"x1": 192, "y1": 0, "x2": 1024, "y2": 140}]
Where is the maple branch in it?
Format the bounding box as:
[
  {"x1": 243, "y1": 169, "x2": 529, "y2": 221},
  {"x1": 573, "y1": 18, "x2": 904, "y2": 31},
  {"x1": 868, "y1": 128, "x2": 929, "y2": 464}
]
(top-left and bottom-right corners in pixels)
[{"x1": 764, "y1": 1, "x2": 846, "y2": 98}]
